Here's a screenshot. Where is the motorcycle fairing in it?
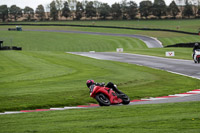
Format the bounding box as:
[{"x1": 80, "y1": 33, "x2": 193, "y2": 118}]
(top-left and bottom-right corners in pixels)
[{"x1": 90, "y1": 86, "x2": 122, "y2": 104}]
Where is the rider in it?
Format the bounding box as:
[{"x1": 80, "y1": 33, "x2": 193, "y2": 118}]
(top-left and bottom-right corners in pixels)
[
  {"x1": 193, "y1": 43, "x2": 200, "y2": 58},
  {"x1": 86, "y1": 80, "x2": 121, "y2": 94}
]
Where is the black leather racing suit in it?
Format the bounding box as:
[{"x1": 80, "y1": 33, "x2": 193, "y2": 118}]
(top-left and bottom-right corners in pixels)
[{"x1": 89, "y1": 82, "x2": 120, "y2": 94}]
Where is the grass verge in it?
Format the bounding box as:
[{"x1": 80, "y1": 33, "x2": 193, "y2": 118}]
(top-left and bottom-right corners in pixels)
[{"x1": 0, "y1": 101, "x2": 200, "y2": 133}]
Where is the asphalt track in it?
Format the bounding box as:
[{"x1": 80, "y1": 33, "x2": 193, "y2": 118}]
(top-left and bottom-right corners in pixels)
[
  {"x1": 130, "y1": 94, "x2": 200, "y2": 105},
  {"x1": 70, "y1": 52, "x2": 200, "y2": 80},
  {"x1": 69, "y1": 52, "x2": 200, "y2": 104},
  {"x1": 26, "y1": 29, "x2": 163, "y2": 48}
]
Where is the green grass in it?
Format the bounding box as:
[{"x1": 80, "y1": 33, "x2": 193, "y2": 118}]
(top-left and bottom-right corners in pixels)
[
  {"x1": 0, "y1": 26, "x2": 199, "y2": 111},
  {"x1": 0, "y1": 26, "x2": 200, "y2": 60},
  {"x1": 5, "y1": 19, "x2": 200, "y2": 33},
  {"x1": 1, "y1": 20, "x2": 200, "y2": 132},
  {"x1": 0, "y1": 51, "x2": 200, "y2": 112},
  {"x1": 159, "y1": 35, "x2": 200, "y2": 46},
  {"x1": 2, "y1": 25, "x2": 200, "y2": 47},
  {"x1": 0, "y1": 29, "x2": 146, "y2": 51},
  {"x1": 1, "y1": 27, "x2": 198, "y2": 60},
  {"x1": 0, "y1": 101, "x2": 200, "y2": 133},
  {"x1": 0, "y1": 25, "x2": 199, "y2": 112},
  {"x1": 127, "y1": 47, "x2": 193, "y2": 60}
]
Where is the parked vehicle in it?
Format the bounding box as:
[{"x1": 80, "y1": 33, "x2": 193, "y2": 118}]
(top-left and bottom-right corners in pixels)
[
  {"x1": 193, "y1": 49, "x2": 200, "y2": 63},
  {"x1": 90, "y1": 85, "x2": 130, "y2": 106},
  {"x1": 8, "y1": 26, "x2": 22, "y2": 31}
]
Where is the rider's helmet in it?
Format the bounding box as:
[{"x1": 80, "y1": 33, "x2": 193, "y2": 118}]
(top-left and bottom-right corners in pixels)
[
  {"x1": 195, "y1": 43, "x2": 199, "y2": 46},
  {"x1": 86, "y1": 80, "x2": 94, "y2": 88}
]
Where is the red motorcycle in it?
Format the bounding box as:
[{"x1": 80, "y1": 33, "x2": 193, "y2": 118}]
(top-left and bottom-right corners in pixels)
[{"x1": 90, "y1": 85, "x2": 130, "y2": 106}]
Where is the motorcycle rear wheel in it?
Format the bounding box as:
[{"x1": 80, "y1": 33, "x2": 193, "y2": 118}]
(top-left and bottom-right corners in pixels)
[
  {"x1": 116, "y1": 92, "x2": 130, "y2": 105},
  {"x1": 122, "y1": 95, "x2": 130, "y2": 105},
  {"x1": 95, "y1": 93, "x2": 110, "y2": 106}
]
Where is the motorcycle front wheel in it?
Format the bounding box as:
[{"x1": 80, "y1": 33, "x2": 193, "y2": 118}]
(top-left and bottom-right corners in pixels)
[{"x1": 95, "y1": 93, "x2": 110, "y2": 106}]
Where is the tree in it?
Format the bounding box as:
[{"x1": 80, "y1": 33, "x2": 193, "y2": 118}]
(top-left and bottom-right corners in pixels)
[
  {"x1": 152, "y1": 0, "x2": 167, "y2": 19},
  {"x1": 168, "y1": 1, "x2": 180, "y2": 18},
  {"x1": 81, "y1": 0, "x2": 88, "y2": 9},
  {"x1": 182, "y1": 0, "x2": 194, "y2": 18},
  {"x1": 120, "y1": 0, "x2": 128, "y2": 19},
  {"x1": 198, "y1": 8, "x2": 200, "y2": 17},
  {"x1": 68, "y1": 0, "x2": 77, "y2": 11},
  {"x1": 198, "y1": 0, "x2": 200, "y2": 17},
  {"x1": 0, "y1": 5, "x2": 8, "y2": 22},
  {"x1": 191, "y1": 0, "x2": 198, "y2": 17},
  {"x1": 93, "y1": 0, "x2": 101, "y2": 19},
  {"x1": 55, "y1": 0, "x2": 64, "y2": 18},
  {"x1": 24, "y1": 6, "x2": 34, "y2": 21},
  {"x1": 139, "y1": 1, "x2": 153, "y2": 19},
  {"x1": 62, "y1": 1, "x2": 71, "y2": 18},
  {"x1": 98, "y1": 3, "x2": 110, "y2": 19},
  {"x1": 9, "y1": 5, "x2": 22, "y2": 21},
  {"x1": 75, "y1": 1, "x2": 84, "y2": 20},
  {"x1": 126, "y1": 1, "x2": 138, "y2": 19},
  {"x1": 36, "y1": 5, "x2": 45, "y2": 21},
  {"x1": 56, "y1": 0, "x2": 63, "y2": 10},
  {"x1": 111, "y1": 3, "x2": 122, "y2": 20},
  {"x1": 50, "y1": 1, "x2": 58, "y2": 20},
  {"x1": 85, "y1": 1, "x2": 96, "y2": 19}
]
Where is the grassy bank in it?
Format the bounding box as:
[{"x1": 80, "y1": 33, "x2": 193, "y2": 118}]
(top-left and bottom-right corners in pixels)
[
  {"x1": 0, "y1": 101, "x2": 200, "y2": 133},
  {"x1": 0, "y1": 29, "x2": 146, "y2": 51},
  {"x1": 4, "y1": 19, "x2": 200, "y2": 33}
]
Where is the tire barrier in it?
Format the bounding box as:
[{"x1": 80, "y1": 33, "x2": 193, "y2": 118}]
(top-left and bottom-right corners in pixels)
[
  {"x1": 0, "y1": 40, "x2": 22, "y2": 50},
  {"x1": 0, "y1": 46, "x2": 22, "y2": 50}
]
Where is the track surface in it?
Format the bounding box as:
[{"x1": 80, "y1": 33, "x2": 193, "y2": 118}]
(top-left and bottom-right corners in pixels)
[
  {"x1": 69, "y1": 52, "x2": 200, "y2": 104},
  {"x1": 70, "y1": 52, "x2": 200, "y2": 79},
  {"x1": 26, "y1": 29, "x2": 163, "y2": 48},
  {"x1": 130, "y1": 94, "x2": 200, "y2": 105}
]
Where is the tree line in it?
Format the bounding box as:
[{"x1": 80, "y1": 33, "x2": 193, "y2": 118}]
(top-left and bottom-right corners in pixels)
[{"x1": 0, "y1": 0, "x2": 200, "y2": 22}]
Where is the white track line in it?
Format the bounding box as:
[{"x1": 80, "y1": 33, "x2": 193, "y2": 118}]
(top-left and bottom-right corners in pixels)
[
  {"x1": 169, "y1": 94, "x2": 195, "y2": 97},
  {"x1": 3, "y1": 112, "x2": 23, "y2": 115}
]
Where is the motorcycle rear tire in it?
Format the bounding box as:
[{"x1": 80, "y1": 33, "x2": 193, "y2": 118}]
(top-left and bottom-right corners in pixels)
[{"x1": 95, "y1": 93, "x2": 110, "y2": 106}]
